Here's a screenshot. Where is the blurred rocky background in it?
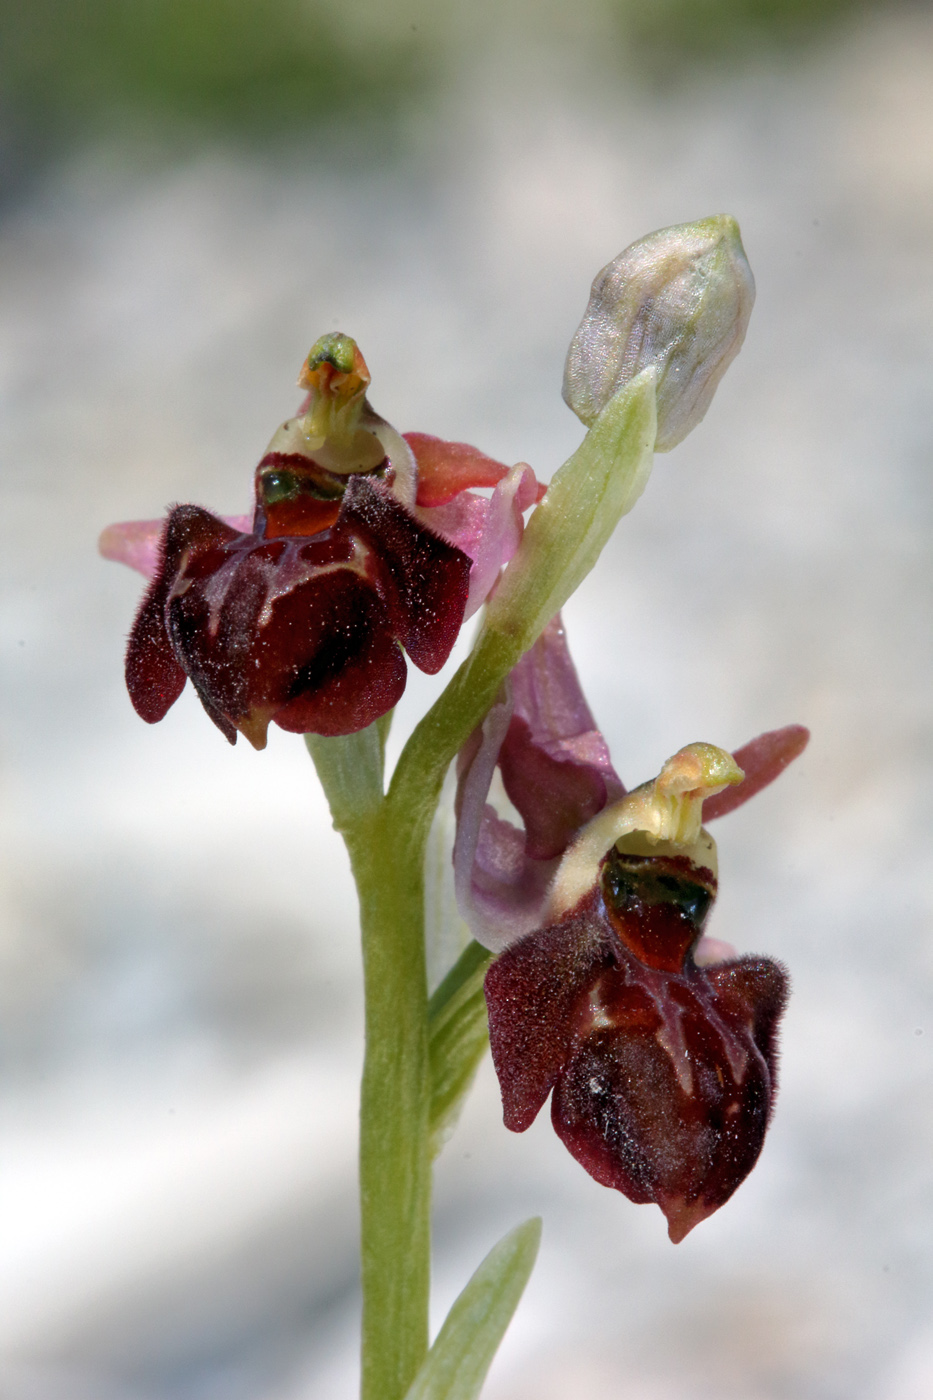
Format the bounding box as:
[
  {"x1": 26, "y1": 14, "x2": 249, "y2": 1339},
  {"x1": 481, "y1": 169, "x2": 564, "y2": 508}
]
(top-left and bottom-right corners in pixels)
[{"x1": 1, "y1": 1, "x2": 931, "y2": 1396}]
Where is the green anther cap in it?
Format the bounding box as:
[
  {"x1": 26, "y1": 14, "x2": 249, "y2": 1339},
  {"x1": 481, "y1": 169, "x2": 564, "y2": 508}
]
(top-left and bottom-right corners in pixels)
[
  {"x1": 305, "y1": 332, "x2": 358, "y2": 376},
  {"x1": 563, "y1": 215, "x2": 755, "y2": 452}
]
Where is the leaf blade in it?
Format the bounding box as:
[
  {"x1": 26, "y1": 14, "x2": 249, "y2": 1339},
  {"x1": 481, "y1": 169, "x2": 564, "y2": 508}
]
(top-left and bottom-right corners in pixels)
[
  {"x1": 403, "y1": 1218, "x2": 542, "y2": 1400},
  {"x1": 428, "y1": 941, "x2": 493, "y2": 1157}
]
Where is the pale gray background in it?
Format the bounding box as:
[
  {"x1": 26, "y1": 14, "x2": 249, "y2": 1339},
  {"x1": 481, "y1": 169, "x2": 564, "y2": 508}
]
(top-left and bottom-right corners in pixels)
[{"x1": 1, "y1": 4, "x2": 931, "y2": 1397}]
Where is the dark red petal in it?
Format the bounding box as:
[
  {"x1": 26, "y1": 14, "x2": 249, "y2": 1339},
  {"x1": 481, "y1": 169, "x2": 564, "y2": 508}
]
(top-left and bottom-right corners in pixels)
[
  {"x1": 552, "y1": 1015, "x2": 681, "y2": 1205},
  {"x1": 339, "y1": 476, "x2": 470, "y2": 673},
  {"x1": 125, "y1": 505, "x2": 241, "y2": 726},
  {"x1": 406, "y1": 432, "x2": 513, "y2": 507},
  {"x1": 600, "y1": 850, "x2": 716, "y2": 974},
  {"x1": 163, "y1": 502, "x2": 245, "y2": 567},
  {"x1": 499, "y1": 714, "x2": 608, "y2": 860},
  {"x1": 484, "y1": 895, "x2": 610, "y2": 1131},
  {"x1": 705, "y1": 955, "x2": 789, "y2": 1098},
  {"x1": 125, "y1": 581, "x2": 187, "y2": 723},
  {"x1": 255, "y1": 451, "x2": 349, "y2": 538},
  {"x1": 167, "y1": 536, "x2": 282, "y2": 743},
  {"x1": 703, "y1": 724, "x2": 810, "y2": 820}
]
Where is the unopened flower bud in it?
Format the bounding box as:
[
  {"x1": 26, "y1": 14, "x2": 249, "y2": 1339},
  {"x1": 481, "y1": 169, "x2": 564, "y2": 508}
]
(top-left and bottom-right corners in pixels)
[{"x1": 563, "y1": 216, "x2": 755, "y2": 451}]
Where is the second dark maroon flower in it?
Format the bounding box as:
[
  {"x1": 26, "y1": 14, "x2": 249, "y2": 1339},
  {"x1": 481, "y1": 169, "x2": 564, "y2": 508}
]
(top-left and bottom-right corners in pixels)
[
  {"x1": 455, "y1": 619, "x2": 805, "y2": 1239},
  {"x1": 484, "y1": 841, "x2": 788, "y2": 1242}
]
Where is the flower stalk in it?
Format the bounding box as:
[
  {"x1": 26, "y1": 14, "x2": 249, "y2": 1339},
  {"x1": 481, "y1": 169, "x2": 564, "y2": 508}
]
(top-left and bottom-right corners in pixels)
[{"x1": 307, "y1": 725, "x2": 432, "y2": 1400}]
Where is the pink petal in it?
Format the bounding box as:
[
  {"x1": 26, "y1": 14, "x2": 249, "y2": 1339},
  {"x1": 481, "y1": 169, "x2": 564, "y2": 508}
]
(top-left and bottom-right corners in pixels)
[
  {"x1": 703, "y1": 724, "x2": 810, "y2": 821},
  {"x1": 100, "y1": 514, "x2": 253, "y2": 579},
  {"x1": 414, "y1": 492, "x2": 489, "y2": 565},
  {"x1": 693, "y1": 935, "x2": 739, "y2": 967},
  {"x1": 499, "y1": 717, "x2": 608, "y2": 861},
  {"x1": 494, "y1": 615, "x2": 624, "y2": 860},
  {"x1": 98, "y1": 519, "x2": 165, "y2": 579},
  {"x1": 417, "y1": 464, "x2": 542, "y2": 619},
  {"x1": 462, "y1": 464, "x2": 539, "y2": 620}
]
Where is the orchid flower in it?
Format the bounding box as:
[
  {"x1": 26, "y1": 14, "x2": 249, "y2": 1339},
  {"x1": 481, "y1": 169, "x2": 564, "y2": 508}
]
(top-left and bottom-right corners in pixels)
[
  {"x1": 455, "y1": 616, "x2": 808, "y2": 1241},
  {"x1": 99, "y1": 334, "x2": 543, "y2": 747}
]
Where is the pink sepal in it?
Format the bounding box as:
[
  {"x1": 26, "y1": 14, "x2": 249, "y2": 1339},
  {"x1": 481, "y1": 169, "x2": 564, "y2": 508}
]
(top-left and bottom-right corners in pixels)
[
  {"x1": 508, "y1": 615, "x2": 624, "y2": 806},
  {"x1": 99, "y1": 514, "x2": 252, "y2": 579}
]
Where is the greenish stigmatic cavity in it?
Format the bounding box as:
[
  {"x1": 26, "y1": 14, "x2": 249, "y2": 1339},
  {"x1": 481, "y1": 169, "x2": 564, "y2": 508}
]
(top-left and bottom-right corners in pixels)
[
  {"x1": 260, "y1": 469, "x2": 299, "y2": 504},
  {"x1": 304, "y1": 370, "x2": 658, "y2": 1400},
  {"x1": 602, "y1": 851, "x2": 715, "y2": 932},
  {"x1": 260, "y1": 465, "x2": 349, "y2": 505}
]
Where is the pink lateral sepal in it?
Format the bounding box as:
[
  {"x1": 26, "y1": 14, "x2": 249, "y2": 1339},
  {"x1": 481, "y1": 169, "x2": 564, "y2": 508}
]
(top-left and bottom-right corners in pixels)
[
  {"x1": 407, "y1": 432, "x2": 546, "y2": 507},
  {"x1": 417, "y1": 462, "x2": 543, "y2": 620}
]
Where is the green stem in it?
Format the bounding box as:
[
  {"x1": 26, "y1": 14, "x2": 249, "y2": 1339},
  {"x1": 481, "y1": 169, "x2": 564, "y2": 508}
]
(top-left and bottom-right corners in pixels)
[
  {"x1": 335, "y1": 630, "x2": 529, "y2": 1398},
  {"x1": 305, "y1": 625, "x2": 565, "y2": 1400},
  {"x1": 307, "y1": 728, "x2": 432, "y2": 1400},
  {"x1": 326, "y1": 631, "x2": 533, "y2": 1397},
  {"x1": 352, "y1": 816, "x2": 431, "y2": 1400}
]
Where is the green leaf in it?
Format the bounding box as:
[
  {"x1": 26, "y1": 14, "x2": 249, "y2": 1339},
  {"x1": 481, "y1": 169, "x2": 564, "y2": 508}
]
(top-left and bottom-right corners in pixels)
[
  {"x1": 403, "y1": 1218, "x2": 542, "y2": 1400},
  {"x1": 483, "y1": 367, "x2": 657, "y2": 653},
  {"x1": 428, "y1": 941, "x2": 493, "y2": 1157}
]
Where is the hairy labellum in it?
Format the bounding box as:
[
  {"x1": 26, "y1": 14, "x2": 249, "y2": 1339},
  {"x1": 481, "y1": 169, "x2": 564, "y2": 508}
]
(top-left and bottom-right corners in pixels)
[{"x1": 484, "y1": 843, "x2": 788, "y2": 1242}]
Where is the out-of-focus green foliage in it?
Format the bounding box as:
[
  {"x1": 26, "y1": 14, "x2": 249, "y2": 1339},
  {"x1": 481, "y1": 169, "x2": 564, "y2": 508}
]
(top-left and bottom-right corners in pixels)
[
  {"x1": 622, "y1": 0, "x2": 874, "y2": 71},
  {"x1": 0, "y1": 0, "x2": 431, "y2": 161},
  {"x1": 0, "y1": 0, "x2": 888, "y2": 170}
]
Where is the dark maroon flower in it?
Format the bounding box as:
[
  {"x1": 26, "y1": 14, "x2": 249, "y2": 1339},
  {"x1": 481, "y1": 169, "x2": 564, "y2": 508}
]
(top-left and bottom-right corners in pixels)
[
  {"x1": 125, "y1": 475, "x2": 471, "y2": 746},
  {"x1": 102, "y1": 335, "x2": 543, "y2": 747},
  {"x1": 454, "y1": 618, "x2": 806, "y2": 1239},
  {"x1": 484, "y1": 842, "x2": 788, "y2": 1242}
]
